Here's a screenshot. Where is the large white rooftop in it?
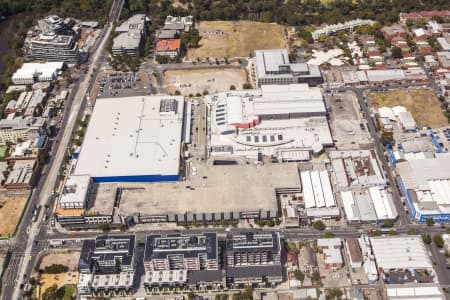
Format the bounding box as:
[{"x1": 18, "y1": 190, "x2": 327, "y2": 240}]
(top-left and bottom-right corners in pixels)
[
  {"x1": 386, "y1": 284, "x2": 444, "y2": 300},
  {"x1": 208, "y1": 85, "x2": 332, "y2": 158},
  {"x1": 397, "y1": 155, "x2": 450, "y2": 190},
  {"x1": 254, "y1": 49, "x2": 321, "y2": 81},
  {"x1": 301, "y1": 169, "x2": 336, "y2": 209},
  {"x1": 75, "y1": 95, "x2": 184, "y2": 181},
  {"x1": 370, "y1": 236, "x2": 432, "y2": 270},
  {"x1": 59, "y1": 175, "x2": 91, "y2": 209}
]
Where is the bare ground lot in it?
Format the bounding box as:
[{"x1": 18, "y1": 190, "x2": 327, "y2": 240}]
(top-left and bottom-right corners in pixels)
[
  {"x1": 186, "y1": 21, "x2": 287, "y2": 60},
  {"x1": 0, "y1": 192, "x2": 29, "y2": 236},
  {"x1": 368, "y1": 89, "x2": 448, "y2": 128},
  {"x1": 164, "y1": 68, "x2": 247, "y2": 95},
  {"x1": 40, "y1": 251, "x2": 80, "y2": 271},
  {"x1": 38, "y1": 251, "x2": 80, "y2": 299},
  {"x1": 327, "y1": 92, "x2": 371, "y2": 149}
]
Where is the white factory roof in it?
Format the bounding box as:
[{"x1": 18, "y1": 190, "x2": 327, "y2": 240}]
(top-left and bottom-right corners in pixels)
[
  {"x1": 386, "y1": 284, "x2": 444, "y2": 300},
  {"x1": 366, "y1": 69, "x2": 405, "y2": 82},
  {"x1": 368, "y1": 187, "x2": 398, "y2": 220},
  {"x1": 12, "y1": 62, "x2": 63, "y2": 83},
  {"x1": 307, "y1": 49, "x2": 344, "y2": 66},
  {"x1": 398, "y1": 111, "x2": 417, "y2": 131},
  {"x1": 301, "y1": 170, "x2": 336, "y2": 209},
  {"x1": 370, "y1": 236, "x2": 432, "y2": 270},
  {"x1": 75, "y1": 95, "x2": 184, "y2": 179},
  {"x1": 208, "y1": 87, "x2": 332, "y2": 158},
  {"x1": 437, "y1": 37, "x2": 450, "y2": 51},
  {"x1": 323, "y1": 248, "x2": 343, "y2": 265},
  {"x1": 317, "y1": 238, "x2": 341, "y2": 248},
  {"x1": 378, "y1": 107, "x2": 395, "y2": 120},
  {"x1": 397, "y1": 155, "x2": 450, "y2": 190},
  {"x1": 59, "y1": 175, "x2": 91, "y2": 209},
  {"x1": 414, "y1": 28, "x2": 428, "y2": 37},
  {"x1": 341, "y1": 191, "x2": 359, "y2": 221},
  {"x1": 329, "y1": 150, "x2": 386, "y2": 189},
  {"x1": 260, "y1": 84, "x2": 323, "y2": 102},
  {"x1": 342, "y1": 189, "x2": 395, "y2": 222},
  {"x1": 392, "y1": 105, "x2": 407, "y2": 116}
]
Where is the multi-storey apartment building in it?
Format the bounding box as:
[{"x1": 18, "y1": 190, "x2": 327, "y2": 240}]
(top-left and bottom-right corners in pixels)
[
  {"x1": 29, "y1": 15, "x2": 81, "y2": 63},
  {"x1": 143, "y1": 233, "x2": 222, "y2": 290},
  {"x1": 78, "y1": 235, "x2": 136, "y2": 294},
  {"x1": 144, "y1": 233, "x2": 218, "y2": 271},
  {"x1": 225, "y1": 232, "x2": 283, "y2": 288},
  {"x1": 0, "y1": 117, "x2": 46, "y2": 145},
  {"x1": 30, "y1": 34, "x2": 80, "y2": 63}
]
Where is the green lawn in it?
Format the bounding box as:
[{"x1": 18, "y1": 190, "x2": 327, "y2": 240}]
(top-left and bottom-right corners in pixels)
[
  {"x1": 62, "y1": 285, "x2": 75, "y2": 300},
  {"x1": 0, "y1": 146, "x2": 8, "y2": 160}
]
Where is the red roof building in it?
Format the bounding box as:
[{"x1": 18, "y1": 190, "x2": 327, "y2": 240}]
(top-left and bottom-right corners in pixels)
[
  {"x1": 400, "y1": 10, "x2": 450, "y2": 23},
  {"x1": 155, "y1": 39, "x2": 181, "y2": 58}
]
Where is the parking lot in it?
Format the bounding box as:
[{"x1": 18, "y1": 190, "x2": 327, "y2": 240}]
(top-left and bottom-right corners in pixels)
[
  {"x1": 97, "y1": 72, "x2": 148, "y2": 98},
  {"x1": 326, "y1": 92, "x2": 372, "y2": 149},
  {"x1": 97, "y1": 160, "x2": 300, "y2": 220}
]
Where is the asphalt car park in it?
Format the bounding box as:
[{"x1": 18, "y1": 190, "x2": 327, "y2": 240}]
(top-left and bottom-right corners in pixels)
[{"x1": 97, "y1": 72, "x2": 146, "y2": 98}]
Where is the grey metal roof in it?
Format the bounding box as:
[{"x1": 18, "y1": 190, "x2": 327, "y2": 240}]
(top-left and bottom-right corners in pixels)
[
  {"x1": 225, "y1": 265, "x2": 282, "y2": 278},
  {"x1": 144, "y1": 233, "x2": 218, "y2": 262},
  {"x1": 187, "y1": 270, "x2": 223, "y2": 284}
]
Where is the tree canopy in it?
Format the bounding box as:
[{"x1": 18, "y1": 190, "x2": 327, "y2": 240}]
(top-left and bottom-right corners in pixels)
[{"x1": 118, "y1": 0, "x2": 450, "y2": 27}]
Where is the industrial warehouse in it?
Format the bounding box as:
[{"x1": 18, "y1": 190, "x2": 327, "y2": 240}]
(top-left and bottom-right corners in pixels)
[
  {"x1": 74, "y1": 95, "x2": 186, "y2": 182},
  {"x1": 397, "y1": 155, "x2": 450, "y2": 222},
  {"x1": 208, "y1": 84, "x2": 333, "y2": 160}
]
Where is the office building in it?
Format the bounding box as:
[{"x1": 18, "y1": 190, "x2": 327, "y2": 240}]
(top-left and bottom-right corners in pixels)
[
  {"x1": 164, "y1": 15, "x2": 194, "y2": 32},
  {"x1": 112, "y1": 14, "x2": 148, "y2": 57},
  {"x1": 254, "y1": 49, "x2": 322, "y2": 86}
]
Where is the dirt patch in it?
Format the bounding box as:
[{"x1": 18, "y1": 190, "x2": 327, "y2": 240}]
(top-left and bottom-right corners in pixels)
[
  {"x1": 39, "y1": 274, "x2": 78, "y2": 299},
  {"x1": 186, "y1": 21, "x2": 287, "y2": 60},
  {"x1": 40, "y1": 251, "x2": 80, "y2": 272},
  {"x1": 0, "y1": 192, "x2": 29, "y2": 237},
  {"x1": 368, "y1": 89, "x2": 448, "y2": 128},
  {"x1": 164, "y1": 67, "x2": 247, "y2": 95}
]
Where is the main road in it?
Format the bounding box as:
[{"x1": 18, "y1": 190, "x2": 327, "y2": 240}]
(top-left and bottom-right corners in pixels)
[{"x1": 1, "y1": 1, "x2": 123, "y2": 299}]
